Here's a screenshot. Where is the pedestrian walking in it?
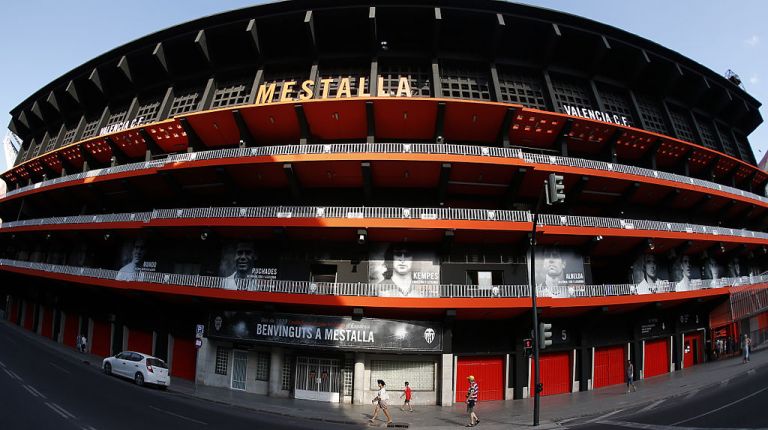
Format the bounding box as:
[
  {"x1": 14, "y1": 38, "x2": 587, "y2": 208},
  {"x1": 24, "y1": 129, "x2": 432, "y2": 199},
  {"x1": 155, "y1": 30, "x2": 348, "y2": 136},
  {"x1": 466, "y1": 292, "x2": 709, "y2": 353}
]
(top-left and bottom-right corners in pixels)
[
  {"x1": 76, "y1": 334, "x2": 82, "y2": 352},
  {"x1": 742, "y1": 334, "x2": 751, "y2": 363},
  {"x1": 465, "y1": 375, "x2": 479, "y2": 427},
  {"x1": 626, "y1": 360, "x2": 637, "y2": 393},
  {"x1": 369, "y1": 379, "x2": 393, "y2": 425},
  {"x1": 80, "y1": 334, "x2": 88, "y2": 353},
  {"x1": 400, "y1": 381, "x2": 414, "y2": 412}
]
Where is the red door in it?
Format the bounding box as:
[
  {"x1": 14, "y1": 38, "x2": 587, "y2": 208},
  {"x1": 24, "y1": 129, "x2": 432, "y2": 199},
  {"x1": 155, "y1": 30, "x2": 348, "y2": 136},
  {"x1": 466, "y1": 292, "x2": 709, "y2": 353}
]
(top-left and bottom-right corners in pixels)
[
  {"x1": 594, "y1": 345, "x2": 625, "y2": 388},
  {"x1": 683, "y1": 332, "x2": 703, "y2": 368},
  {"x1": 23, "y1": 302, "x2": 34, "y2": 330},
  {"x1": 531, "y1": 351, "x2": 571, "y2": 396},
  {"x1": 127, "y1": 328, "x2": 153, "y2": 355},
  {"x1": 8, "y1": 297, "x2": 19, "y2": 324},
  {"x1": 40, "y1": 306, "x2": 54, "y2": 339},
  {"x1": 91, "y1": 320, "x2": 112, "y2": 357},
  {"x1": 455, "y1": 356, "x2": 504, "y2": 402},
  {"x1": 644, "y1": 338, "x2": 669, "y2": 378},
  {"x1": 171, "y1": 337, "x2": 196, "y2": 381},
  {"x1": 63, "y1": 312, "x2": 79, "y2": 348}
]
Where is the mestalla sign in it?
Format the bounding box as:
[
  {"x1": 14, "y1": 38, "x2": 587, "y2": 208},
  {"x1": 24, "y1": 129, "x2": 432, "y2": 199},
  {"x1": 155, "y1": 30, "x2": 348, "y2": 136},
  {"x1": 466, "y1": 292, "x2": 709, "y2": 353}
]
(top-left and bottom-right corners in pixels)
[{"x1": 207, "y1": 311, "x2": 443, "y2": 352}]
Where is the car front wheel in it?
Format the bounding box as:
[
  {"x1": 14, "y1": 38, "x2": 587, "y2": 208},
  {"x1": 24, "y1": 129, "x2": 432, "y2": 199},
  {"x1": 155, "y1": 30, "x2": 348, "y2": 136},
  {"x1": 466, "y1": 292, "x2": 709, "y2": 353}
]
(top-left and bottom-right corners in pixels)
[
  {"x1": 135, "y1": 372, "x2": 144, "y2": 386},
  {"x1": 103, "y1": 363, "x2": 112, "y2": 375}
]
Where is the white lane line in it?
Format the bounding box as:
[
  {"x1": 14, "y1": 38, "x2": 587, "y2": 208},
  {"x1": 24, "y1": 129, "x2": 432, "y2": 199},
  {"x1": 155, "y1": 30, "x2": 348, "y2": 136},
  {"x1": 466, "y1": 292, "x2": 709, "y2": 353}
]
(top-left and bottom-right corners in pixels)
[
  {"x1": 49, "y1": 362, "x2": 72, "y2": 374},
  {"x1": 0, "y1": 360, "x2": 5, "y2": 367},
  {"x1": 5, "y1": 369, "x2": 22, "y2": 381},
  {"x1": 45, "y1": 402, "x2": 76, "y2": 419},
  {"x1": 598, "y1": 419, "x2": 755, "y2": 430},
  {"x1": 82, "y1": 426, "x2": 98, "y2": 430},
  {"x1": 585, "y1": 408, "x2": 625, "y2": 423},
  {"x1": 25, "y1": 385, "x2": 47, "y2": 399},
  {"x1": 672, "y1": 384, "x2": 768, "y2": 426},
  {"x1": 683, "y1": 389, "x2": 699, "y2": 400},
  {"x1": 747, "y1": 369, "x2": 756, "y2": 375},
  {"x1": 636, "y1": 399, "x2": 665, "y2": 414},
  {"x1": 720, "y1": 379, "x2": 729, "y2": 386},
  {"x1": 148, "y1": 406, "x2": 208, "y2": 425}
]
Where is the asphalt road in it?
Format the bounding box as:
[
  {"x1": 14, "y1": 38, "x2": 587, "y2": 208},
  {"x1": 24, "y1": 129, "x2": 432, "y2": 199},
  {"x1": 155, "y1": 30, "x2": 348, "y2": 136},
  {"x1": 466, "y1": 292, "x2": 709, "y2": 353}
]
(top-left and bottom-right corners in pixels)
[
  {"x1": 0, "y1": 322, "x2": 367, "y2": 430},
  {"x1": 569, "y1": 358, "x2": 768, "y2": 430}
]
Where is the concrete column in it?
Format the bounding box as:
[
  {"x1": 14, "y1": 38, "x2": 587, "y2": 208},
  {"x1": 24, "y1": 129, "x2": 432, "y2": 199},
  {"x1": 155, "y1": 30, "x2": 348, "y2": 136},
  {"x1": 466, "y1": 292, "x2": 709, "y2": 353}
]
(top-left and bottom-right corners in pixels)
[
  {"x1": 353, "y1": 352, "x2": 366, "y2": 405},
  {"x1": 440, "y1": 353, "x2": 453, "y2": 406},
  {"x1": 268, "y1": 347, "x2": 284, "y2": 396}
]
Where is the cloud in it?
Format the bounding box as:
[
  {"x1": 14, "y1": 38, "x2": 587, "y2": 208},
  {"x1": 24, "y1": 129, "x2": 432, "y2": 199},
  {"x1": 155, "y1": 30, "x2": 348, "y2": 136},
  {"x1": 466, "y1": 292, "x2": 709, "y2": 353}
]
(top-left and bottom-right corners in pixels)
[
  {"x1": 749, "y1": 74, "x2": 760, "y2": 85},
  {"x1": 745, "y1": 35, "x2": 760, "y2": 47}
]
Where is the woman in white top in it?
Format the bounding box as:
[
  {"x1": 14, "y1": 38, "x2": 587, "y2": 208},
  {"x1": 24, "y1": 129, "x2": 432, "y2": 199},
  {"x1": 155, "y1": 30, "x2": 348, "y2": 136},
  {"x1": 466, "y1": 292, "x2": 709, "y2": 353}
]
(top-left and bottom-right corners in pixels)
[{"x1": 369, "y1": 379, "x2": 393, "y2": 424}]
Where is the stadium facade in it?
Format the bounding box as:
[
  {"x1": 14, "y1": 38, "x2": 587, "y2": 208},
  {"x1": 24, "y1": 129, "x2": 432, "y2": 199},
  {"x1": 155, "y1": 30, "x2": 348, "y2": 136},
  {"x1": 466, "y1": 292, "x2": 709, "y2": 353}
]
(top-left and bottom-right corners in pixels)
[{"x1": 2, "y1": 0, "x2": 768, "y2": 405}]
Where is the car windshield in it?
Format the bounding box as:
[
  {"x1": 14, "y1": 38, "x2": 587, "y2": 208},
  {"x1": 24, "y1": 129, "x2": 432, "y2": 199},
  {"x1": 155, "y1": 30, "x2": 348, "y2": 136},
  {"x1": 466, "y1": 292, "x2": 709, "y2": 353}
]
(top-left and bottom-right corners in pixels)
[{"x1": 147, "y1": 358, "x2": 168, "y2": 369}]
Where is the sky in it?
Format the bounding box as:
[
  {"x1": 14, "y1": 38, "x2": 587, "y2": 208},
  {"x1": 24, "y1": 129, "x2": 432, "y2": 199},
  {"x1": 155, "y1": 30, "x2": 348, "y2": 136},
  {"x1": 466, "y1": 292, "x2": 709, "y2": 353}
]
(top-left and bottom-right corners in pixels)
[{"x1": 0, "y1": 0, "x2": 766, "y2": 171}]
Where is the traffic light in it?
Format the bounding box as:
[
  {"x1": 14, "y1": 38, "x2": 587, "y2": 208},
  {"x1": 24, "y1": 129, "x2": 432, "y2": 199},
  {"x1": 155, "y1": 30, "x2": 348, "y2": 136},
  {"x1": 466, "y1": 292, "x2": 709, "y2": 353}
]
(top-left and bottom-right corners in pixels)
[
  {"x1": 523, "y1": 338, "x2": 533, "y2": 357},
  {"x1": 538, "y1": 322, "x2": 553, "y2": 349},
  {"x1": 546, "y1": 173, "x2": 565, "y2": 205}
]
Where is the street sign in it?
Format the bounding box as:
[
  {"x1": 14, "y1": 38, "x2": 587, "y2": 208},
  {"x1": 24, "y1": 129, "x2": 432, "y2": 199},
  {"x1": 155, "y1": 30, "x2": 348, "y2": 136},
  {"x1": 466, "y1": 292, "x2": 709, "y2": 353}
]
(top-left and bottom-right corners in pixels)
[
  {"x1": 195, "y1": 324, "x2": 204, "y2": 339},
  {"x1": 195, "y1": 338, "x2": 203, "y2": 348}
]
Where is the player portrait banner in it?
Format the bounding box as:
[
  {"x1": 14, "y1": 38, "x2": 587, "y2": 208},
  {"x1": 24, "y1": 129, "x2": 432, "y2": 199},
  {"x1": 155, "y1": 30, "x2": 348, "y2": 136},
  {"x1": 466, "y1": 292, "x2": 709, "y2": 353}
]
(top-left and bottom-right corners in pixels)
[
  {"x1": 368, "y1": 243, "x2": 440, "y2": 297},
  {"x1": 219, "y1": 240, "x2": 278, "y2": 290},
  {"x1": 530, "y1": 247, "x2": 585, "y2": 298},
  {"x1": 207, "y1": 311, "x2": 443, "y2": 352},
  {"x1": 116, "y1": 237, "x2": 157, "y2": 281}
]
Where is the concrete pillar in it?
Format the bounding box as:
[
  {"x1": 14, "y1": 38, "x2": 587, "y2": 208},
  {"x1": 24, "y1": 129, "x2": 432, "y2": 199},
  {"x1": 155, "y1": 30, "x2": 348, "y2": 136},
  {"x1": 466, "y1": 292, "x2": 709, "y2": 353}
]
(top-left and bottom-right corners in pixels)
[
  {"x1": 268, "y1": 347, "x2": 284, "y2": 396},
  {"x1": 440, "y1": 353, "x2": 453, "y2": 406},
  {"x1": 353, "y1": 352, "x2": 366, "y2": 405}
]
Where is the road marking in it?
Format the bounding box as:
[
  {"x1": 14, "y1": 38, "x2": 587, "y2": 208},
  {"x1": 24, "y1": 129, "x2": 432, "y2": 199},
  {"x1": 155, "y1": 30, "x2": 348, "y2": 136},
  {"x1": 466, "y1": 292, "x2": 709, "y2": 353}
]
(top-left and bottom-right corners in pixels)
[
  {"x1": 0, "y1": 360, "x2": 5, "y2": 367},
  {"x1": 149, "y1": 406, "x2": 208, "y2": 425},
  {"x1": 683, "y1": 389, "x2": 699, "y2": 400},
  {"x1": 672, "y1": 384, "x2": 768, "y2": 426},
  {"x1": 720, "y1": 379, "x2": 729, "y2": 386},
  {"x1": 45, "y1": 402, "x2": 76, "y2": 419},
  {"x1": 82, "y1": 426, "x2": 98, "y2": 430},
  {"x1": 636, "y1": 399, "x2": 665, "y2": 413},
  {"x1": 585, "y1": 408, "x2": 625, "y2": 423},
  {"x1": 747, "y1": 369, "x2": 756, "y2": 375},
  {"x1": 598, "y1": 419, "x2": 755, "y2": 430},
  {"x1": 23, "y1": 384, "x2": 47, "y2": 399},
  {"x1": 4, "y1": 368, "x2": 22, "y2": 381},
  {"x1": 49, "y1": 362, "x2": 72, "y2": 374}
]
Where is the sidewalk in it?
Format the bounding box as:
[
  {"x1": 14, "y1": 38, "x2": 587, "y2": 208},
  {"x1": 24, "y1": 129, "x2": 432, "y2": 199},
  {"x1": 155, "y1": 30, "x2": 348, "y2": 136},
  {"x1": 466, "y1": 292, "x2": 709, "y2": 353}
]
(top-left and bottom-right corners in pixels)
[{"x1": 6, "y1": 320, "x2": 766, "y2": 429}]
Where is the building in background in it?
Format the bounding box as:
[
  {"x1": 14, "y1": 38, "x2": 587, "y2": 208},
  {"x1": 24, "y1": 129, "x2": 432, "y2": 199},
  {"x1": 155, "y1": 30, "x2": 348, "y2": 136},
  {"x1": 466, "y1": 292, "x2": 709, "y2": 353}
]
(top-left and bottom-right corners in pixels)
[{"x1": 2, "y1": 0, "x2": 768, "y2": 405}]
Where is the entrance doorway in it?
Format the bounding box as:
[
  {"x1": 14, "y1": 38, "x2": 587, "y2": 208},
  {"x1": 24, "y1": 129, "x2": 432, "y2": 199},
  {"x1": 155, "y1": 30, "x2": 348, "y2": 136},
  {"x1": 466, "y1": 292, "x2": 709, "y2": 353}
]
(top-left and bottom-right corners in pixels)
[
  {"x1": 294, "y1": 357, "x2": 341, "y2": 402},
  {"x1": 231, "y1": 350, "x2": 248, "y2": 390}
]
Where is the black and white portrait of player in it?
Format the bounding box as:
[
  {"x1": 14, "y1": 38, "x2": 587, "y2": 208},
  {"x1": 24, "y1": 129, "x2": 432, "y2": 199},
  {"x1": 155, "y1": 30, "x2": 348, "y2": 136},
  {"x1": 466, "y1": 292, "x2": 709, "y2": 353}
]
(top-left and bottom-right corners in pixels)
[
  {"x1": 369, "y1": 243, "x2": 440, "y2": 297},
  {"x1": 671, "y1": 254, "x2": 696, "y2": 292},
  {"x1": 633, "y1": 254, "x2": 663, "y2": 294},
  {"x1": 222, "y1": 241, "x2": 257, "y2": 290},
  {"x1": 534, "y1": 247, "x2": 585, "y2": 298},
  {"x1": 702, "y1": 257, "x2": 721, "y2": 287},
  {"x1": 116, "y1": 237, "x2": 155, "y2": 281}
]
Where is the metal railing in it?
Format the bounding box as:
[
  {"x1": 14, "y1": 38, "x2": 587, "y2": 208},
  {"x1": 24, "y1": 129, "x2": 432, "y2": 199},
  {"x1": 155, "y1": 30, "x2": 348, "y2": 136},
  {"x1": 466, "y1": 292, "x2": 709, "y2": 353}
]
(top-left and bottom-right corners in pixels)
[
  {"x1": 2, "y1": 205, "x2": 766, "y2": 243},
  {"x1": 0, "y1": 212, "x2": 151, "y2": 229},
  {"x1": 3, "y1": 143, "x2": 765, "y2": 205},
  {"x1": 523, "y1": 153, "x2": 768, "y2": 204},
  {"x1": 1, "y1": 258, "x2": 765, "y2": 300}
]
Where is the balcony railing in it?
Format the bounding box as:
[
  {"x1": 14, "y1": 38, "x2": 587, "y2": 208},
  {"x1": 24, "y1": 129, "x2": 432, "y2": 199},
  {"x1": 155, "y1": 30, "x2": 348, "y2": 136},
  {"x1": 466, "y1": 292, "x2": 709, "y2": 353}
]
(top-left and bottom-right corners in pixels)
[
  {"x1": 2, "y1": 205, "x2": 767, "y2": 242},
  {"x1": 3, "y1": 143, "x2": 766, "y2": 205},
  {"x1": 0, "y1": 258, "x2": 763, "y2": 300}
]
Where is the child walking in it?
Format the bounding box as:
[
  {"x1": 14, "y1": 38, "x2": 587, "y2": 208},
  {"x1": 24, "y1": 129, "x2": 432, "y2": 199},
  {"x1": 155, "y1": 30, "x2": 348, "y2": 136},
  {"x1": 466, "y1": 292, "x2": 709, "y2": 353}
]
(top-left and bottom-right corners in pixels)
[{"x1": 400, "y1": 381, "x2": 413, "y2": 412}]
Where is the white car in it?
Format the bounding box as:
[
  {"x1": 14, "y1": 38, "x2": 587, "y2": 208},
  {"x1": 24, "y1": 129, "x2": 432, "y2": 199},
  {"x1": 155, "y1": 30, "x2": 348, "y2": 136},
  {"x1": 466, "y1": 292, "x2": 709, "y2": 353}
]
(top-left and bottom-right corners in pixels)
[{"x1": 103, "y1": 351, "x2": 170, "y2": 389}]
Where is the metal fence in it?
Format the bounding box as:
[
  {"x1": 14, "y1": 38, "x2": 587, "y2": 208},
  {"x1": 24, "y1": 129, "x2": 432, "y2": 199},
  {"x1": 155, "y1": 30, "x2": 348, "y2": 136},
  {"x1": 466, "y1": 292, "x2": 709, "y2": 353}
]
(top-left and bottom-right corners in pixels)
[
  {"x1": 4, "y1": 143, "x2": 766, "y2": 205},
  {"x1": 2, "y1": 258, "x2": 766, "y2": 300},
  {"x1": 2, "y1": 205, "x2": 765, "y2": 242}
]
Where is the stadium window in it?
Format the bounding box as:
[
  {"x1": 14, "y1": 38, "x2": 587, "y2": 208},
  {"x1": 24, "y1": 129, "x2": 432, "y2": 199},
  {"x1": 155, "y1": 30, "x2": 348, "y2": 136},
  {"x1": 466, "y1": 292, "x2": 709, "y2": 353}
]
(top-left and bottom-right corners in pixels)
[{"x1": 466, "y1": 270, "x2": 504, "y2": 287}]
